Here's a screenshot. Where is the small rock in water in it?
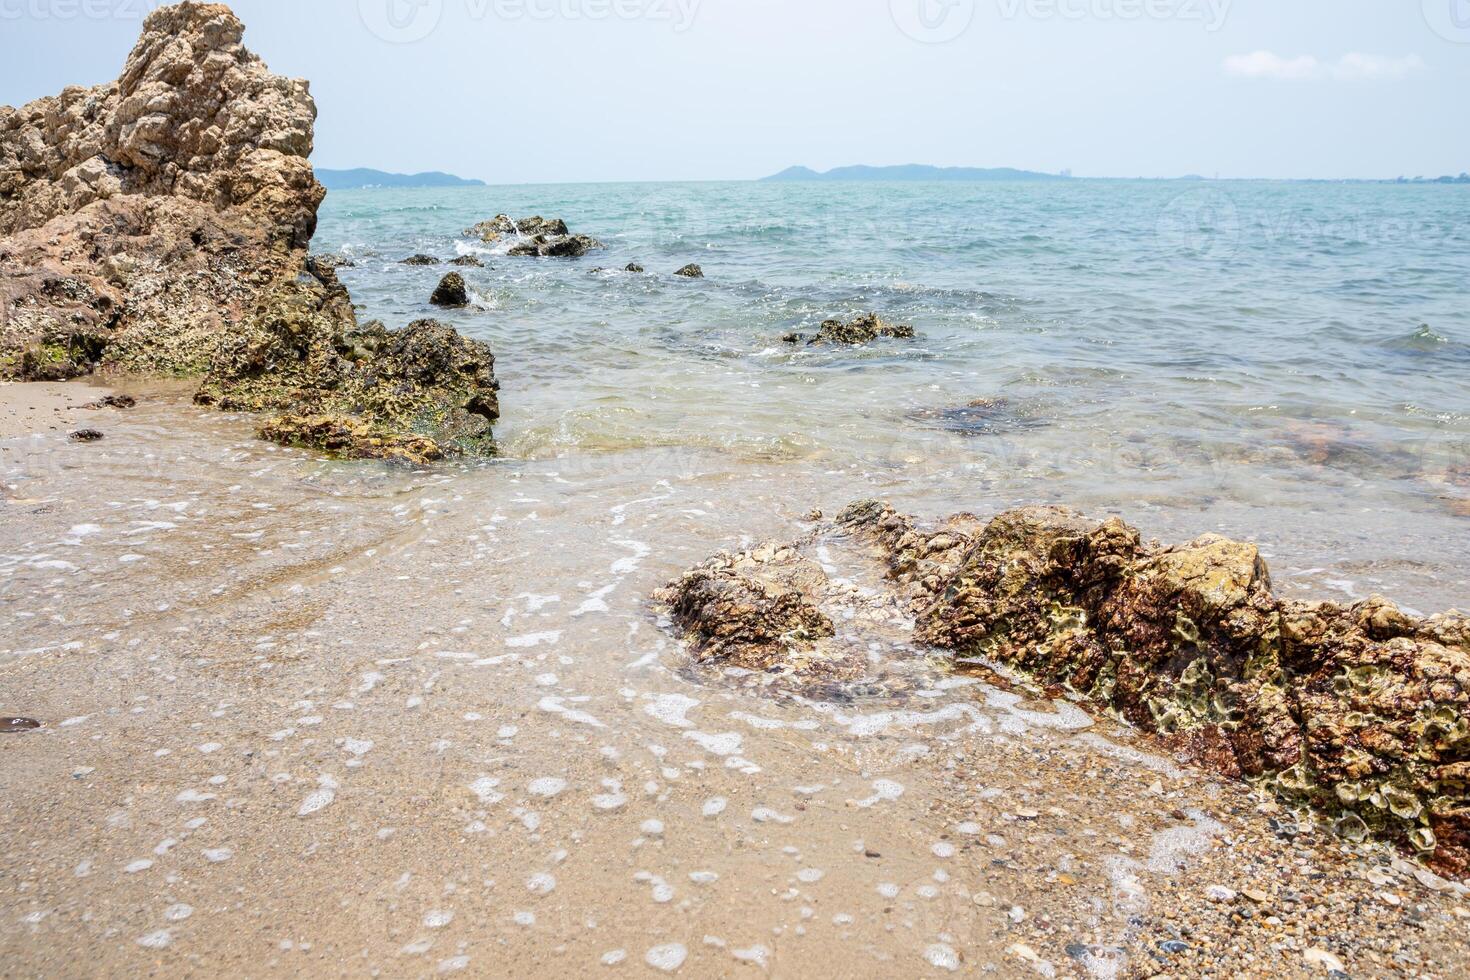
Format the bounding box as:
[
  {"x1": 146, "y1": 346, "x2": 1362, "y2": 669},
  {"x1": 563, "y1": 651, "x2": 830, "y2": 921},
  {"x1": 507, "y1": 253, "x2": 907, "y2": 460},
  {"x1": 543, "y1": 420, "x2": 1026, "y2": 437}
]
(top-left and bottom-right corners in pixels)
[
  {"x1": 625, "y1": 262, "x2": 644, "y2": 273},
  {"x1": 401, "y1": 254, "x2": 440, "y2": 265},
  {"x1": 86, "y1": 394, "x2": 136, "y2": 409},
  {"x1": 448, "y1": 255, "x2": 484, "y2": 267},
  {"x1": 2, "y1": 717, "x2": 42, "y2": 733},
  {"x1": 673, "y1": 263, "x2": 704, "y2": 279},
  {"x1": 430, "y1": 273, "x2": 469, "y2": 307},
  {"x1": 70, "y1": 429, "x2": 104, "y2": 442}
]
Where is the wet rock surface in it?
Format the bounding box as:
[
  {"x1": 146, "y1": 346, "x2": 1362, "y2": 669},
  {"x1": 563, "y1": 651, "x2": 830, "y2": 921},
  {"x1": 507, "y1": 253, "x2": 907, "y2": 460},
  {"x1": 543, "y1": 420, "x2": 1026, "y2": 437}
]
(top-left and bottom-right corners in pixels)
[
  {"x1": 783, "y1": 313, "x2": 916, "y2": 346},
  {"x1": 430, "y1": 272, "x2": 469, "y2": 307},
  {"x1": 662, "y1": 500, "x2": 1470, "y2": 876},
  {"x1": 448, "y1": 255, "x2": 484, "y2": 268},
  {"x1": 400, "y1": 254, "x2": 440, "y2": 266},
  {"x1": 465, "y1": 214, "x2": 603, "y2": 258},
  {"x1": 193, "y1": 260, "x2": 499, "y2": 459},
  {"x1": 673, "y1": 263, "x2": 704, "y2": 279},
  {"x1": 0, "y1": 3, "x2": 498, "y2": 459}
]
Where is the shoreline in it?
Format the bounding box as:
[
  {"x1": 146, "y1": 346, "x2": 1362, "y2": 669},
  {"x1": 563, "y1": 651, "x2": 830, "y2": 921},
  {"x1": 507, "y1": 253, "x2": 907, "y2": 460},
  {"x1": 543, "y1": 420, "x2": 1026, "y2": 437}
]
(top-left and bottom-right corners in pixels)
[
  {"x1": 2, "y1": 396, "x2": 1467, "y2": 976},
  {"x1": 0, "y1": 379, "x2": 116, "y2": 441}
]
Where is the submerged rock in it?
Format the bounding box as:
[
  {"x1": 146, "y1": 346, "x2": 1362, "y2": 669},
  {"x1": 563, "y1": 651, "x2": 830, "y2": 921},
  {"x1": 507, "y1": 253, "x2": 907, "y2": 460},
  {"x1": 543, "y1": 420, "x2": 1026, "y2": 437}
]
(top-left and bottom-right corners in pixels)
[
  {"x1": 784, "y1": 313, "x2": 915, "y2": 346},
  {"x1": 84, "y1": 394, "x2": 136, "y2": 409},
  {"x1": 430, "y1": 272, "x2": 469, "y2": 307},
  {"x1": 448, "y1": 255, "x2": 484, "y2": 268},
  {"x1": 400, "y1": 254, "x2": 440, "y2": 266},
  {"x1": 653, "y1": 542, "x2": 891, "y2": 683},
  {"x1": 69, "y1": 429, "x2": 104, "y2": 443},
  {"x1": 0, "y1": 2, "x2": 499, "y2": 459},
  {"x1": 661, "y1": 500, "x2": 1470, "y2": 876},
  {"x1": 625, "y1": 263, "x2": 645, "y2": 273},
  {"x1": 674, "y1": 264, "x2": 704, "y2": 279}
]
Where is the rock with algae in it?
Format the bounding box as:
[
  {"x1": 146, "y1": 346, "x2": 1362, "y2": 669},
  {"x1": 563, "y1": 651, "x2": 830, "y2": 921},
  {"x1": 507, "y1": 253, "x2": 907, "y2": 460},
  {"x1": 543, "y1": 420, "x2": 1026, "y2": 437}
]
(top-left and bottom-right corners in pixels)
[
  {"x1": 194, "y1": 259, "x2": 499, "y2": 461},
  {"x1": 838, "y1": 500, "x2": 1470, "y2": 876},
  {"x1": 782, "y1": 313, "x2": 916, "y2": 346},
  {"x1": 660, "y1": 499, "x2": 1470, "y2": 876}
]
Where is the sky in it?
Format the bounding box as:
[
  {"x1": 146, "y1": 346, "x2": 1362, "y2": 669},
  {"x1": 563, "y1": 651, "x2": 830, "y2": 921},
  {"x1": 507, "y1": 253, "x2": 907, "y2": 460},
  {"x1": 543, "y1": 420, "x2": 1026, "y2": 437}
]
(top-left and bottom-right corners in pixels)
[{"x1": 2, "y1": 0, "x2": 1468, "y2": 183}]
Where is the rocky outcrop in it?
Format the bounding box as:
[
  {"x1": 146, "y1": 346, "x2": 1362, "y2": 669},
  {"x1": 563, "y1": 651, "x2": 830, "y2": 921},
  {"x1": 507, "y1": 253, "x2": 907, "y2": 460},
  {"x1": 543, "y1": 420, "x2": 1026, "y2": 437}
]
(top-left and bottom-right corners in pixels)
[
  {"x1": 430, "y1": 272, "x2": 468, "y2": 307},
  {"x1": 782, "y1": 313, "x2": 915, "y2": 346},
  {"x1": 508, "y1": 233, "x2": 601, "y2": 258},
  {"x1": 194, "y1": 260, "x2": 498, "y2": 461},
  {"x1": 0, "y1": 2, "x2": 499, "y2": 459},
  {"x1": 659, "y1": 501, "x2": 1470, "y2": 876},
  {"x1": 465, "y1": 214, "x2": 603, "y2": 258}
]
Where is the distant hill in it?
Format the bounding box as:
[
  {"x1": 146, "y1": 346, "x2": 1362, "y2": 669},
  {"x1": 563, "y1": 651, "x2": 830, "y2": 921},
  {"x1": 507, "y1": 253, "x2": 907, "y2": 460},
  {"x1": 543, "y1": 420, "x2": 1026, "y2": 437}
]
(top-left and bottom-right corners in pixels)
[
  {"x1": 762, "y1": 164, "x2": 1068, "y2": 182},
  {"x1": 316, "y1": 168, "x2": 485, "y2": 190}
]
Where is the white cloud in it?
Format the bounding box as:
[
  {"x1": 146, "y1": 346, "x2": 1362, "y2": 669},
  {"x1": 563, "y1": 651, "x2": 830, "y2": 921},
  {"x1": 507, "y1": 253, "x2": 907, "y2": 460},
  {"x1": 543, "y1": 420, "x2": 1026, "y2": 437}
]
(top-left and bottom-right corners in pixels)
[{"x1": 1223, "y1": 51, "x2": 1425, "y2": 82}]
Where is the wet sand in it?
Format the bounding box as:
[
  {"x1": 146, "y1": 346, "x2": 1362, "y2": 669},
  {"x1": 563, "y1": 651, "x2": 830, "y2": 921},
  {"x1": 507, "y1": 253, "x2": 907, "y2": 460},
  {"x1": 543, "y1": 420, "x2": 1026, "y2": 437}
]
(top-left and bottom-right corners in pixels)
[
  {"x1": 1, "y1": 385, "x2": 1467, "y2": 978},
  {"x1": 0, "y1": 380, "x2": 117, "y2": 440}
]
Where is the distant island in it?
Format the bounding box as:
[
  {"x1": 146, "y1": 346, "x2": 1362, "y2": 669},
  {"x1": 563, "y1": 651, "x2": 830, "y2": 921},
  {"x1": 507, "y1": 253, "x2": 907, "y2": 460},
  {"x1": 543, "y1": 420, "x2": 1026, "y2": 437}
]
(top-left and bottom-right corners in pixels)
[
  {"x1": 316, "y1": 168, "x2": 486, "y2": 190},
  {"x1": 762, "y1": 164, "x2": 1070, "y2": 182}
]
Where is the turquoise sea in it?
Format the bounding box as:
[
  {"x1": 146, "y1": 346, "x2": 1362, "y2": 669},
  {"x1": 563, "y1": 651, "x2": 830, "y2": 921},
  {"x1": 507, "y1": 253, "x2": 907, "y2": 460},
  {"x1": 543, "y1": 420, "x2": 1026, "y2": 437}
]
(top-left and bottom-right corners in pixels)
[{"x1": 316, "y1": 179, "x2": 1470, "y2": 610}]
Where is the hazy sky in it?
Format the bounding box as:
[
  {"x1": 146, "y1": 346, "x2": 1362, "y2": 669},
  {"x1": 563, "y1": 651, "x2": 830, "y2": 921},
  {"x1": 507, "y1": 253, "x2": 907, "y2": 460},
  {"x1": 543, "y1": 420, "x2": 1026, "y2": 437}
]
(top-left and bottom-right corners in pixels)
[{"x1": 3, "y1": 0, "x2": 1468, "y2": 182}]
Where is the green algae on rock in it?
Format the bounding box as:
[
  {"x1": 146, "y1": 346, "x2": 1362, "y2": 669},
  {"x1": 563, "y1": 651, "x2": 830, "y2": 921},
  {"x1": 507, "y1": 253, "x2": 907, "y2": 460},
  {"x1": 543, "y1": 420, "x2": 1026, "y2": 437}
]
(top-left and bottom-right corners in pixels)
[
  {"x1": 194, "y1": 260, "x2": 499, "y2": 460},
  {"x1": 660, "y1": 500, "x2": 1470, "y2": 877}
]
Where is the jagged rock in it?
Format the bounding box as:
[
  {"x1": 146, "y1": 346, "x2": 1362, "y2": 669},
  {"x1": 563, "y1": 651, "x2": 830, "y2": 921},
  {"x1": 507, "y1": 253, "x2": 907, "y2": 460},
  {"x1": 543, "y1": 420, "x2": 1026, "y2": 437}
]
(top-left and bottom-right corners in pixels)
[
  {"x1": 194, "y1": 260, "x2": 499, "y2": 458},
  {"x1": 0, "y1": 2, "x2": 499, "y2": 458},
  {"x1": 430, "y1": 272, "x2": 468, "y2": 307},
  {"x1": 465, "y1": 214, "x2": 601, "y2": 258},
  {"x1": 69, "y1": 429, "x2": 104, "y2": 442},
  {"x1": 674, "y1": 264, "x2": 704, "y2": 279},
  {"x1": 84, "y1": 394, "x2": 136, "y2": 409},
  {"x1": 662, "y1": 500, "x2": 1470, "y2": 876},
  {"x1": 784, "y1": 313, "x2": 915, "y2": 346},
  {"x1": 400, "y1": 254, "x2": 440, "y2": 266},
  {"x1": 448, "y1": 255, "x2": 484, "y2": 268},
  {"x1": 1, "y1": 1, "x2": 321, "y2": 379},
  {"x1": 465, "y1": 214, "x2": 567, "y2": 241},
  {"x1": 625, "y1": 262, "x2": 645, "y2": 273},
  {"x1": 656, "y1": 542, "x2": 833, "y2": 668},
  {"x1": 506, "y1": 233, "x2": 602, "y2": 258},
  {"x1": 311, "y1": 253, "x2": 355, "y2": 272}
]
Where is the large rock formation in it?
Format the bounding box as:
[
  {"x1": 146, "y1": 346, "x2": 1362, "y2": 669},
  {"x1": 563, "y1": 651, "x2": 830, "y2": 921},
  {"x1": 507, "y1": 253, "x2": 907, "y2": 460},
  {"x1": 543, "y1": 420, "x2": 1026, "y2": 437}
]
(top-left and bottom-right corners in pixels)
[
  {"x1": 0, "y1": 2, "x2": 497, "y2": 459},
  {"x1": 658, "y1": 501, "x2": 1470, "y2": 876}
]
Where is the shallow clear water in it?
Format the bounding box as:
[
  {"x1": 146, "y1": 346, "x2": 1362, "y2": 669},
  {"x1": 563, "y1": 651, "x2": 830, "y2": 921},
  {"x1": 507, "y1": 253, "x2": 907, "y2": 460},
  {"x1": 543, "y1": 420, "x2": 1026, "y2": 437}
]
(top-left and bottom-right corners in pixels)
[{"x1": 316, "y1": 179, "x2": 1470, "y2": 610}]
